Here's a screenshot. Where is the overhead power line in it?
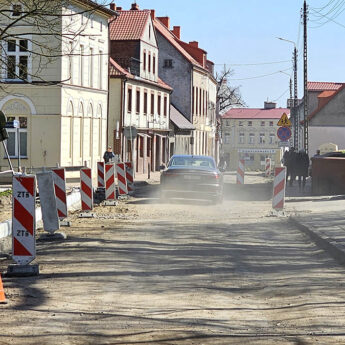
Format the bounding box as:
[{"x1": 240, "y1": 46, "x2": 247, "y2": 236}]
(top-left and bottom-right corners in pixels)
[
  {"x1": 228, "y1": 67, "x2": 292, "y2": 81},
  {"x1": 214, "y1": 60, "x2": 291, "y2": 67}
]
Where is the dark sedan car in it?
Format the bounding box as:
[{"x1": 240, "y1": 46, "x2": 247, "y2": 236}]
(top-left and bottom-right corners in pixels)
[{"x1": 160, "y1": 155, "x2": 224, "y2": 204}]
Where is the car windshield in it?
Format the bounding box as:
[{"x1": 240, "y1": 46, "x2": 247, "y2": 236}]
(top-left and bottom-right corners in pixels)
[{"x1": 169, "y1": 156, "x2": 215, "y2": 169}]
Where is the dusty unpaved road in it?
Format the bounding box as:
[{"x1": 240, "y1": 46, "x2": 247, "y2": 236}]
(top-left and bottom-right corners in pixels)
[{"x1": 1, "y1": 174, "x2": 345, "y2": 345}]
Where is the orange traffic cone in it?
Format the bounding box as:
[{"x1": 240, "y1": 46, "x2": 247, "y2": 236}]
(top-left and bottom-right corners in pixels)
[{"x1": 0, "y1": 274, "x2": 6, "y2": 304}]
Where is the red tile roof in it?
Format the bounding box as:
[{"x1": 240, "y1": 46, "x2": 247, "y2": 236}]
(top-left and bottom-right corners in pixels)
[
  {"x1": 153, "y1": 18, "x2": 202, "y2": 68},
  {"x1": 109, "y1": 58, "x2": 172, "y2": 91},
  {"x1": 222, "y1": 108, "x2": 290, "y2": 120},
  {"x1": 109, "y1": 10, "x2": 151, "y2": 40},
  {"x1": 308, "y1": 82, "x2": 344, "y2": 92}
]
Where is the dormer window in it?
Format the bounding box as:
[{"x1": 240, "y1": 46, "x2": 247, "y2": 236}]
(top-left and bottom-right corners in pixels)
[
  {"x1": 164, "y1": 59, "x2": 173, "y2": 68},
  {"x1": 11, "y1": 4, "x2": 22, "y2": 17}
]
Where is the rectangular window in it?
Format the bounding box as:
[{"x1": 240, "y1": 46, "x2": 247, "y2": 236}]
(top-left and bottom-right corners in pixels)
[
  {"x1": 153, "y1": 55, "x2": 156, "y2": 74},
  {"x1": 7, "y1": 40, "x2": 16, "y2": 52},
  {"x1": 144, "y1": 91, "x2": 148, "y2": 114},
  {"x1": 249, "y1": 133, "x2": 255, "y2": 144},
  {"x1": 259, "y1": 133, "x2": 265, "y2": 144},
  {"x1": 269, "y1": 134, "x2": 275, "y2": 144},
  {"x1": 7, "y1": 56, "x2": 16, "y2": 79},
  {"x1": 226, "y1": 120, "x2": 230, "y2": 126},
  {"x1": 143, "y1": 51, "x2": 146, "y2": 71},
  {"x1": 148, "y1": 53, "x2": 151, "y2": 73},
  {"x1": 239, "y1": 133, "x2": 245, "y2": 144},
  {"x1": 195, "y1": 87, "x2": 198, "y2": 115},
  {"x1": 19, "y1": 56, "x2": 28, "y2": 79},
  {"x1": 12, "y1": 4, "x2": 22, "y2": 16},
  {"x1": 248, "y1": 121, "x2": 252, "y2": 127},
  {"x1": 199, "y1": 88, "x2": 202, "y2": 116},
  {"x1": 164, "y1": 96, "x2": 167, "y2": 116},
  {"x1": 127, "y1": 88, "x2": 132, "y2": 113},
  {"x1": 157, "y1": 95, "x2": 161, "y2": 115},
  {"x1": 164, "y1": 59, "x2": 173, "y2": 68},
  {"x1": 239, "y1": 121, "x2": 243, "y2": 126},
  {"x1": 224, "y1": 133, "x2": 230, "y2": 144},
  {"x1": 99, "y1": 50, "x2": 103, "y2": 89},
  {"x1": 6, "y1": 38, "x2": 30, "y2": 81},
  {"x1": 151, "y1": 93, "x2": 154, "y2": 115},
  {"x1": 5, "y1": 116, "x2": 27, "y2": 157},
  {"x1": 19, "y1": 40, "x2": 27, "y2": 52},
  {"x1": 69, "y1": 42, "x2": 73, "y2": 84},
  {"x1": 136, "y1": 90, "x2": 140, "y2": 113},
  {"x1": 269, "y1": 121, "x2": 274, "y2": 127},
  {"x1": 192, "y1": 87, "x2": 195, "y2": 115},
  {"x1": 261, "y1": 121, "x2": 265, "y2": 126},
  {"x1": 89, "y1": 47, "x2": 94, "y2": 87},
  {"x1": 80, "y1": 45, "x2": 84, "y2": 86}
]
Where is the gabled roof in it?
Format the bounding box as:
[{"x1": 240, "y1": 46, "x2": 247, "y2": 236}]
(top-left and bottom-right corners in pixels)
[
  {"x1": 109, "y1": 58, "x2": 172, "y2": 91},
  {"x1": 75, "y1": 0, "x2": 116, "y2": 17},
  {"x1": 308, "y1": 84, "x2": 345, "y2": 121},
  {"x1": 109, "y1": 10, "x2": 151, "y2": 40},
  {"x1": 170, "y1": 105, "x2": 195, "y2": 130},
  {"x1": 308, "y1": 82, "x2": 344, "y2": 92},
  {"x1": 153, "y1": 18, "x2": 202, "y2": 68},
  {"x1": 222, "y1": 108, "x2": 290, "y2": 120}
]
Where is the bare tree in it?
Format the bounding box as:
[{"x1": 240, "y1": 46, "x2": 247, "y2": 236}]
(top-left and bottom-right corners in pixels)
[
  {"x1": 216, "y1": 67, "x2": 245, "y2": 114},
  {"x1": 0, "y1": 0, "x2": 112, "y2": 86}
]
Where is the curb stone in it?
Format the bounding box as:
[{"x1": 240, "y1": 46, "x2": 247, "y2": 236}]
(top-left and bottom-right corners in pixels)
[{"x1": 289, "y1": 216, "x2": 345, "y2": 266}]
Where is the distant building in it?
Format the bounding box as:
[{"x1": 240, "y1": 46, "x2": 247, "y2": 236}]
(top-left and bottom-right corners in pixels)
[
  {"x1": 108, "y1": 4, "x2": 172, "y2": 173},
  {"x1": 0, "y1": 0, "x2": 114, "y2": 173},
  {"x1": 221, "y1": 102, "x2": 290, "y2": 170}
]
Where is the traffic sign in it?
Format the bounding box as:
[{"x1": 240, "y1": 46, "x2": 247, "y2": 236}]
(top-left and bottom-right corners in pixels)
[
  {"x1": 277, "y1": 126, "x2": 292, "y2": 141},
  {"x1": 123, "y1": 126, "x2": 137, "y2": 140},
  {"x1": 277, "y1": 113, "x2": 291, "y2": 127}
]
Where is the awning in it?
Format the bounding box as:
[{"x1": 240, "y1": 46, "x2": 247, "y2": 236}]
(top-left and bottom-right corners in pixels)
[{"x1": 170, "y1": 105, "x2": 195, "y2": 130}]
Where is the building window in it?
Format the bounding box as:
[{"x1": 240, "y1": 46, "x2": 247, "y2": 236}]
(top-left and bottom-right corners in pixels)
[
  {"x1": 249, "y1": 133, "x2": 255, "y2": 144},
  {"x1": 99, "y1": 50, "x2": 103, "y2": 89},
  {"x1": 5, "y1": 39, "x2": 30, "y2": 81},
  {"x1": 100, "y1": 21, "x2": 103, "y2": 32},
  {"x1": 269, "y1": 121, "x2": 274, "y2": 126},
  {"x1": 68, "y1": 42, "x2": 73, "y2": 84},
  {"x1": 144, "y1": 91, "x2": 148, "y2": 114},
  {"x1": 157, "y1": 94, "x2": 161, "y2": 115},
  {"x1": 151, "y1": 93, "x2": 154, "y2": 115},
  {"x1": 226, "y1": 120, "x2": 230, "y2": 127},
  {"x1": 239, "y1": 121, "x2": 243, "y2": 126},
  {"x1": 11, "y1": 4, "x2": 22, "y2": 16},
  {"x1": 248, "y1": 121, "x2": 252, "y2": 127},
  {"x1": 239, "y1": 132, "x2": 244, "y2": 144},
  {"x1": 6, "y1": 116, "x2": 27, "y2": 157},
  {"x1": 261, "y1": 121, "x2": 265, "y2": 126},
  {"x1": 164, "y1": 96, "x2": 167, "y2": 116},
  {"x1": 89, "y1": 47, "x2": 94, "y2": 87},
  {"x1": 143, "y1": 51, "x2": 146, "y2": 71},
  {"x1": 127, "y1": 88, "x2": 132, "y2": 113},
  {"x1": 269, "y1": 133, "x2": 275, "y2": 144},
  {"x1": 163, "y1": 59, "x2": 173, "y2": 68},
  {"x1": 153, "y1": 55, "x2": 156, "y2": 75},
  {"x1": 148, "y1": 52, "x2": 151, "y2": 73},
  {"x1": 224, "y1": 133, "x2": 230, "y2": 144},
  {"x1": 199, "y1": 88, "x2": 202, "y2": 116},
  {"x1": 80, "y1": 44, "x2": 84, "y2": 86},
  {"x1": 136, "y1": 89, "x2": 140, "y2": 113},
  {"x1": 259, "y1": 133, "x2": 265, "y2": 144}
]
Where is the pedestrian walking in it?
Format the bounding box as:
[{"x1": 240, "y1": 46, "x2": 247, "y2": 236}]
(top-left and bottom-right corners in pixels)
[
  {"x1": 295, "y1": 149, "x2": 309, "y2": 190},
  {"x1": 103, "y1": 146, "x2": 115, "y2": 163},
  {"x1": 283, "y1": 147, "x2": 297, "y2": 186}
]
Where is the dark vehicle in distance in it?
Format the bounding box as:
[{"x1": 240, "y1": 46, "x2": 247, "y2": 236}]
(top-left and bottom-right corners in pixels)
[{"x1": 160, "y1": 155, "x2": 224, "y2": 204}]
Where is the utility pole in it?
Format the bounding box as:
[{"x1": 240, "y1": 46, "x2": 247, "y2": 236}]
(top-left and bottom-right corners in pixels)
[
  {"x1": 293, "y1": 47, "x2": 298, "y2": 151},
  {"x1": 303, "y1": 0, "x2": 309, "y2": 153}
]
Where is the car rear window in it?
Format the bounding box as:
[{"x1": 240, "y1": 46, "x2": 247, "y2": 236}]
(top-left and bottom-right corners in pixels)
[{"x1": 170, "y1": 157, "x2": 215, "y2": 169}]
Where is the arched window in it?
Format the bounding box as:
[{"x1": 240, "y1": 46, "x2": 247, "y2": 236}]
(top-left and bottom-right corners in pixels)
[
  {"x1": 87, "y1": 103, "x2": 93, "y2": 117},
  {"x1": 67, "y1": 101, "x2": 74, "y2": 116},
  {"x1": 78, "y1": 102, "x2": 84, "y2": 117}
]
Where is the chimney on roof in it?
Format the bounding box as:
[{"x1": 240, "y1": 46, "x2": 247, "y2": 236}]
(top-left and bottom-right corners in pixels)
[
  {"x1": 264, "y1": 101, "x2": 276, "y2": 109},
  {"x1": 110, "y1": 3, "x2": 116, "y2": 11},
  {"x1": 189, "y1": 41, "x2": 199, "y2": 48},
  {"x1": 150, "y1": 9, "x2": 155, "y2": 20},
  {"x1": 117, "y1": 6, "x2": 122, "y2": 10},
  {"x1": 172, "y1": 26, "x2": 181, "y2": 39},
  {"x1": 157, "y1": 16, "x2": 170, "y2": 29},
  {"x1": 131, "y1": 2, "x2": 139, "y2": 10}
]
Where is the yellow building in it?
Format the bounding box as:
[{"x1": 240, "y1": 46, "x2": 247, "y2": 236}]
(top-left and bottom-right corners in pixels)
[
  {"x1": 0, "y1": 0, "x2": 115, "y2": 174},
  {"x1": 221, "y1": 102, "x2": 291, "y2": 170}
]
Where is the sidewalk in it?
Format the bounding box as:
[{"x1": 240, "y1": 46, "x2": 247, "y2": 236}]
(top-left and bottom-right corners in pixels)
[
  {"x1": 134, "y1": 171, "x2": 161, "y2": 186},
  {"x1": 288, "y1": 196, "x2": 345, "y2": 266}
]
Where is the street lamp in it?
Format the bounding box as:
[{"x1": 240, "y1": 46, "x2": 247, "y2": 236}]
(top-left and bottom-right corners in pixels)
[{"x1": 277, "y1": 37, "x2": 299, "y2": 150}]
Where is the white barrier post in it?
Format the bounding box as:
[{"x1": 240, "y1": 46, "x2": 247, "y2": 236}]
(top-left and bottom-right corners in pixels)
[
  {"x1": 104, "y1": 163, "x2": 117, "y2": 206},
  {"x1": 116, "y1": 163, "x2": 128, "y2": 198},
  {"x1": 97, "y1": 162, "x2": 105, "y2": 188},
  {"x1": 80, "y1": 168, "x2": 94, "y2": 218},
  {"x1": 236, "y1": 159, "x2": 245, "y2": 185},
  {"x1": 7, "y1": 174, "x2": 39, "y2": 276},
  {"x1": 272, "y1": 167, "x2": 287, "y2": 210},
  {"x1": 265, "y1": 158, "x2": 271, "y2": 177}
]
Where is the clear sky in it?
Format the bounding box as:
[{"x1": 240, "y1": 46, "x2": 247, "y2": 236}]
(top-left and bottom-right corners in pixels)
[{"x1": 115, "y1": 1, "x2": 345, "y2": 108}]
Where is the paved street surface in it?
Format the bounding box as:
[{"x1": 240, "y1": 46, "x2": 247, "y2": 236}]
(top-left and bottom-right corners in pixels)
[{"x1": 1, "y1": 173, "x2": 345, "y2": 344}]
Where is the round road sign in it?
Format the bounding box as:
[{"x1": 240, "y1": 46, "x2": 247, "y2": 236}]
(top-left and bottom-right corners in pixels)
[{"x1": 277, "y1": 126, "x2": 292, "y2": 141}]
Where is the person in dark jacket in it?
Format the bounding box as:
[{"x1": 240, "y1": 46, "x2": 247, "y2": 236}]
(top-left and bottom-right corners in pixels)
[
  {"x1": 295, "y1": 149, "x2": 309, "y2": 190},
  {"x1": 103, "y1": 146, "x2": 115, "y2": 163},
  {"x1": 283, "y1": 147, "x2": 297, "y2": 186}
]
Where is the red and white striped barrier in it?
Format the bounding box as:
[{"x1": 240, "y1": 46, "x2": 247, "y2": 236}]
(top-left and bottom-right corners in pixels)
[
  {"x1": 12, "y1": 175, "x2": 36, "y2": 265},
  {"x1": 236, "y1": 159, "x2": 245, "y2": 185},
  {"x1": 105, "y1": 163, "x2": 116, "y2": 200},
  {"x1": 265, "y1": 158, "x2": 271, "y2": 177},
  {"x1": 52, "y1": 168, "x2": 67, "y2": 220},
  {"x1": 116, "y1": 163, "x2": 128, "y2": 196},
  {"x1": 125, "y1": 162, "x2": 134, "y2": 194},
  {"x1": 80, "y1": 168, "x2": 93, "y2": 211},
  {"x1": 97, "y1": 162, "x2": 105, "y2": 188},
  {"x1": 272, "y1": 167, "x2": 287, "y2": 210}
]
